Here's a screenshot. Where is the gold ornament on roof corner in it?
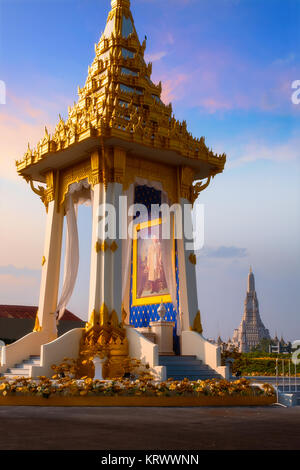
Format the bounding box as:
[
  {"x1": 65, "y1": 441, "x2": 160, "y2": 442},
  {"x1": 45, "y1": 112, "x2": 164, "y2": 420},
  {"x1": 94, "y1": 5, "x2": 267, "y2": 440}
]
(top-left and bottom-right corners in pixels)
[{"x1": 191, "y1": 176, "x2": 212, "y2": 205}]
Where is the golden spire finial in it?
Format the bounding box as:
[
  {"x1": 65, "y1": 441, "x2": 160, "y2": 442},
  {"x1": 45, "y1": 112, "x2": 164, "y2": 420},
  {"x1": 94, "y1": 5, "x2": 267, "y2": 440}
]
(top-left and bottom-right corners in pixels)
[{"x1": 111, "y1": 0, "x2": 130, "y2": 9}]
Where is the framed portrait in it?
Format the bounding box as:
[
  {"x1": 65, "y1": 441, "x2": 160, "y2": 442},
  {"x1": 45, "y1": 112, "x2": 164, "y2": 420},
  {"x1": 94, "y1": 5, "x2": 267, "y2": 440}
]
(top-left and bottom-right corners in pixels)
[{"x1": 132, "y1": 218, "x2": 172, "y2": 306}]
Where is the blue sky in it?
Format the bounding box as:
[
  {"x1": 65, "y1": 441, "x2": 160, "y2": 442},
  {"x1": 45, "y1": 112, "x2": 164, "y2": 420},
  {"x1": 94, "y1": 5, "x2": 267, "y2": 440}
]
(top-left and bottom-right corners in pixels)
[{"x1": 0, "y1": 0, "x2": 299, "y2": 341}]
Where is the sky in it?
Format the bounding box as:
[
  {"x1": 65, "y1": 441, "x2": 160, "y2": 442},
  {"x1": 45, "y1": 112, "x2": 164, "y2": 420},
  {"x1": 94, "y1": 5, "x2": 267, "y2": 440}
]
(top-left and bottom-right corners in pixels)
[{"x1": 0, "y1": 0, "x2": 299, "y2": 341}]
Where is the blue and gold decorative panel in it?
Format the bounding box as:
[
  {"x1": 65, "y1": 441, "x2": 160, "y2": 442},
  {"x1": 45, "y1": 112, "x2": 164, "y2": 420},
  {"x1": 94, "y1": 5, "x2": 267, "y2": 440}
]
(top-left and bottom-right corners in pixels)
[{"x1": 134, "y1": 185, "x2": 161, "y2": 215}]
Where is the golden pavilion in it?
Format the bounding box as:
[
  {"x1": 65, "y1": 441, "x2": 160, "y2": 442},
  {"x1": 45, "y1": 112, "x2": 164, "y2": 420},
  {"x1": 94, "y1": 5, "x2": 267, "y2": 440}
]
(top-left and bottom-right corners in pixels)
[{"x1": 1, "y1": 0, "x2": 228, "y2": 381}]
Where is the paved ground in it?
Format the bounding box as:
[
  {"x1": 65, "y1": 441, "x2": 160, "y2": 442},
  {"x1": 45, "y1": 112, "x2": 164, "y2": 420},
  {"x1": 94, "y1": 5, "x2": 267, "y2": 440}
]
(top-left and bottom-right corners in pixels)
[{"x1": 0, "y1": 406, "x2": 299, "y2": 450}]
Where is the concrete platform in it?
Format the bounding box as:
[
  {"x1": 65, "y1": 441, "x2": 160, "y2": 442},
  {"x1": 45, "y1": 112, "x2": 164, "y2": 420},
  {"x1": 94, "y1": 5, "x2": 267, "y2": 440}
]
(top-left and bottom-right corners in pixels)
[{"x1": 0, "y1": 406, "x2": 299, "y2": 450}]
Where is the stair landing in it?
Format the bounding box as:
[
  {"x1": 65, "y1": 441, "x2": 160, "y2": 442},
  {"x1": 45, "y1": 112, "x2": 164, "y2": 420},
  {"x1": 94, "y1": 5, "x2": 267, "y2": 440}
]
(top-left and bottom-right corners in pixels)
[{"x1": 159, "y1": 355, "x2": 222, "y2": 381}]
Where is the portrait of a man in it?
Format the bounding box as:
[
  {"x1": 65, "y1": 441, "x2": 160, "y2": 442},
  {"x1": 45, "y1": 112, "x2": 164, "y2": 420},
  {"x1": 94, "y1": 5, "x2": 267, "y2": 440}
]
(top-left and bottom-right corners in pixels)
[{"x1": 132, "y1": 220, "x2": 171, "y2": 306}]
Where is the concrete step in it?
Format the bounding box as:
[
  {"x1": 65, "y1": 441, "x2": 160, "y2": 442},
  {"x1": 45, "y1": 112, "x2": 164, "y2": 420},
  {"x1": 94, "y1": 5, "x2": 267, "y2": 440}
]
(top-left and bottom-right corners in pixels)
[
  {"x1": 166, "y1": 370, "x2": 218, "y2": 377},
  {"x1": 4, "y1": 372, "x2": 30, "y2": 378},
  {"x1": 22, "y1": 359, "x2": 40, "y2": 366},
  {"x1": 160, "y1": 355, "x2": 197, "y2": 361},
  {"x1": 159, "y1": 355, "x2": 221, "y2": 381},
  {"x1": 166, "y1": 369, "x2": 220, "y2": 375},
  {"x1": 12, "y1": 364, "x2": 31, "y2": 370},
  {"x1": 159, "y1": 360, "x2": 205, "y2": 367},
  {"x1": 163, "y1": 364, "x2": 210, "y2": 371},
  {"x1": 2, "y1": 355, "x2": 41, "y2": 379},
  {"x1": 6, "y1": 367, "x2": 31, "y2": 375}
]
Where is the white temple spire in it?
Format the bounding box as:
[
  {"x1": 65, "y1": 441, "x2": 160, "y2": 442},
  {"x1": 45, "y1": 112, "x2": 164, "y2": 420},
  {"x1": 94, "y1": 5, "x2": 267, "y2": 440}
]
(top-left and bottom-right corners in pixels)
[
  {"x1": 247, "y1": 266, "x2": 255, "y2": 293},
  {"x1": 232, "y1": 268, "x2": 270, "y2": 352}
]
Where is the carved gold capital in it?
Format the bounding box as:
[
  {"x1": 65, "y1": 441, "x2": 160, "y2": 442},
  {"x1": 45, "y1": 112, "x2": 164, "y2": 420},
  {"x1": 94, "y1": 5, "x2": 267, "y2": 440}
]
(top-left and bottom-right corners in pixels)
[
  {"x1": 44, "y1": 170, "x2": 56, "y2": 208},
  {"x1": 90, "y1": 149, "x2": 101, "y2": 186},
  {"x1": 179, "y1": 166, "x2": 195, "y2": 202},
  {"x1": 112, "y1": 147, "x2": 126, "y2": 184}
]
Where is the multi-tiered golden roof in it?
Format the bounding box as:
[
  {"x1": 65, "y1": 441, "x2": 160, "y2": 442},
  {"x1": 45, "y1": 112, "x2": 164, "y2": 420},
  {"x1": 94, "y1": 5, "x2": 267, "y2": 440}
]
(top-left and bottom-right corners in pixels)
[{"x1": 16, "y1": 0, "x2": 226, "y2": 204}]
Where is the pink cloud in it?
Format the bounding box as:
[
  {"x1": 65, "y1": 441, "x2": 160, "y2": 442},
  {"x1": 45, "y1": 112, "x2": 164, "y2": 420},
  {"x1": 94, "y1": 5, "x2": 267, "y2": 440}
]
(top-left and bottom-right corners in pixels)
[
  {"x1": 0, "y1": 274, "x2": 39, "y2": 305},
  {"x1": 228, "y1": 135, "x2": 300, "y2": 168},
  {"x1": 150, "y1": 36, "x2": 300, "y2": 114},
  {"x1": 144, "y1": 51, "x2": 167, "y2": 62},
  {"x1": 161, "y1": 73, "x2": 189, "y2": 104},
  {"x1": 0, "y1": 91, "x2": 70, "y2": 181}
]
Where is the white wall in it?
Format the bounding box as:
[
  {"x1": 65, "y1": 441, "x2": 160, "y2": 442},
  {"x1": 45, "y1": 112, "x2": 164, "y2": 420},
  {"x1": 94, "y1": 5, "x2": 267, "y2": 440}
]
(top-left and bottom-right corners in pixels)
[
  {"x1": 30, "y1": 328, "x2": 84, "y2": 378},
  {"x1": 0, "y1": 330, "x2": 53, "y2": 373},
  {"x1": 181, "y1": 330, "x2": 229, "y2": 379},
  {"x1": 125, "y1": 326, "x2": 166, "y2": 380}
]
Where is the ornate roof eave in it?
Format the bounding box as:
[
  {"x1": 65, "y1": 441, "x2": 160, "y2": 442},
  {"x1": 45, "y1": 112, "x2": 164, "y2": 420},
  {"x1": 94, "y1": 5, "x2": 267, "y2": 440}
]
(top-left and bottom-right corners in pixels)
[
  {"x1": 16, "y1": 122, "x2": 226, "y2": 184},
  {"x1": 16, "y1": 0, "x2": 226, "y2": 184}
]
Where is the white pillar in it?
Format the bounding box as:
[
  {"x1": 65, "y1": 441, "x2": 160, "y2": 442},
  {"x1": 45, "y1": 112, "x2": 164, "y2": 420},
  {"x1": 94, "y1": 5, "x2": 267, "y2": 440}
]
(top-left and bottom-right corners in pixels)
[
  {"x1": 88, "y1": 181, "x2": 123, "y2": 323},
  {"x1": 101, "y1": 182, "x2": 113, "y2": 310},
  {"x1": 37, "y1": 198, "x2": 64, "y2": 339},
  {"x1": 109, "y1": 182, "x2": 123, "y2": 321},
  {"x1": 178, "y1": 198, "x2": 199, "y2": 330},
  {"x1": 88, "y1": 182, "x2": 105, "y2": 317}
]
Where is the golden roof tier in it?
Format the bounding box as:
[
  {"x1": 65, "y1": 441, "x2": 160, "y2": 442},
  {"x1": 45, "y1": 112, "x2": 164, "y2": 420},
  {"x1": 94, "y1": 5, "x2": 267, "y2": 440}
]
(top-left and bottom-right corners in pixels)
[{"x1": 16, "y1": 0, "x2": 226, "y2": 187}]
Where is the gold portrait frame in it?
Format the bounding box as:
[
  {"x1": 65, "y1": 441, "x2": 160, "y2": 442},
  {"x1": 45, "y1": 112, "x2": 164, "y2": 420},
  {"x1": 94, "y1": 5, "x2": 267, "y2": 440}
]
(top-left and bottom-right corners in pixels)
[{"x1": 132, "y1": 218, "x2": 172, "y2": 306}]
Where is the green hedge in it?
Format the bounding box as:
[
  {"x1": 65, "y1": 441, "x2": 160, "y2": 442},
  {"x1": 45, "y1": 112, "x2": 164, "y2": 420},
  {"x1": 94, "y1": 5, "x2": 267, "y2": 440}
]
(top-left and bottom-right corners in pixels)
[{"x1": 222, "y1": 351, "x2": 300, "y2": 376}]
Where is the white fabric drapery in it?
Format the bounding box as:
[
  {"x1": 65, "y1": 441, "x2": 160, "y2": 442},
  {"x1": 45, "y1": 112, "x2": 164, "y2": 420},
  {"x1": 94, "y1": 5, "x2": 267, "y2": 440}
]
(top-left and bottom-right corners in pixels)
[
  {"x1": 55, "y1": 179, "x2": 91, "y2": 321},
  {"x1": 55, "y1": 194, "x2": 79, "y2": 321},
  {"x1": 68, "y1": 178, "x2": 92, "y2": 207}
]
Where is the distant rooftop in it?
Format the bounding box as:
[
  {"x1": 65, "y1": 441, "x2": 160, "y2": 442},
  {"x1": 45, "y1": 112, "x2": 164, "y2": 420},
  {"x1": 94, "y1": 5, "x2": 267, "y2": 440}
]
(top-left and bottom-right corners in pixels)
[{"x1": 0, "y1": 305, "x2": 83, "y2": 322}]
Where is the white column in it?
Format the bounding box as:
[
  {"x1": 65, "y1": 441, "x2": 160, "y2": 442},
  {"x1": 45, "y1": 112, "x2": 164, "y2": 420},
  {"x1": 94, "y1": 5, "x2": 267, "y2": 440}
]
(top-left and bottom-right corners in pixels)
[
  {"x1": 101, "y1": 182, "x2": 113, "y2": 310},
  {"x1": 37, "y1": 197, "x2": 64, "y2": 339},
  {"x1": 109, "y1": 182, "x2": 123, "y2": 321},
  {"x1": 178, "y1": 198, "x2": 199, "y2": 330},
  {"x1": 88, "y1": 182, "x2": 123, "y2": 324},
  {"x1": 88, "y1": 182, "x2": 105, "y2": 317}
]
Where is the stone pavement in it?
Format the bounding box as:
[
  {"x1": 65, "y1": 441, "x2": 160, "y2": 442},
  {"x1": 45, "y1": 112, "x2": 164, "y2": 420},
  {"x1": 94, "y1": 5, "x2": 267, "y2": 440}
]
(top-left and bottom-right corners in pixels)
[{"x1": 0, "y1": 406, "x2": 299, "y2": 450}]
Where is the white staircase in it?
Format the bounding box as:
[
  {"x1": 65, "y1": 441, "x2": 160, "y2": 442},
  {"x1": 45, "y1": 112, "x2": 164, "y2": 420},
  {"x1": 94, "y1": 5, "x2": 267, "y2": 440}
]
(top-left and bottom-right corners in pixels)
[
  {"x1": 159, "y1": 355, "x2": 222, "y2": 381},
  {"x1": 1, "y1": 356, "x2": 41, "y2": 379}
]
